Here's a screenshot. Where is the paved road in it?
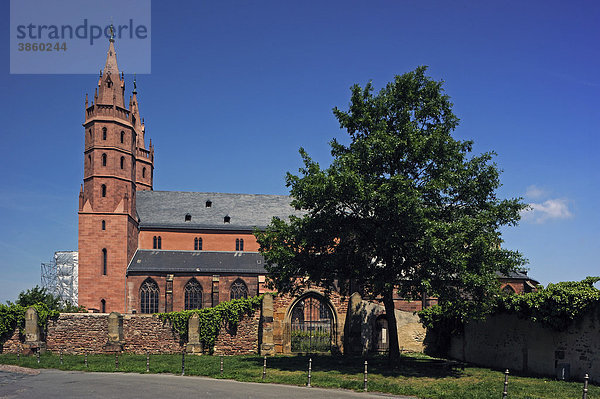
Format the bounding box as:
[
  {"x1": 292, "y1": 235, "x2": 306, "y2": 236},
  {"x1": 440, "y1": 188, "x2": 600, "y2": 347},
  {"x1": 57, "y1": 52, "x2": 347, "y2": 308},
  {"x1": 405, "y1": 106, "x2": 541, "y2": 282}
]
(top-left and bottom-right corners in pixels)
[{"x1": 0, "y1": 368, "x2": 415, "y2": 399}]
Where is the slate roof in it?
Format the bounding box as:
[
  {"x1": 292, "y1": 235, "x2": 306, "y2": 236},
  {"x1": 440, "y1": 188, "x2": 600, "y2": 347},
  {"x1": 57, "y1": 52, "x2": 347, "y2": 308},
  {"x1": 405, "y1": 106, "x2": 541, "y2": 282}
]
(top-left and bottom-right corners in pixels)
[
  {"x1": 127, "y1": 250, "x2": 267, "y2": 274},
  {"x1": 496, "y1": 270, "x2": 539, "y2": 284},
  {"x1": 136, "y1": 190, "x2": 302, "y2": 231}
]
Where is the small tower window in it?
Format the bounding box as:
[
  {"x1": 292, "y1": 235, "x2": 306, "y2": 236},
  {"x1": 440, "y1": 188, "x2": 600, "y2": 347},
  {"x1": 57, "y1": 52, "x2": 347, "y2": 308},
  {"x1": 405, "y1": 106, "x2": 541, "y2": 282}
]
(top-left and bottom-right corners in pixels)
[
  {"x1": 102, "y1": 153, "x2": 107, "y2": 166},
  {"x1": 235, "y1": 238, "x2": 244, "y2": 251},
  {"x1": 206, "y1": 200, "x2": 212, "y2": 208},
  {"x1": 101, "y1": 220, "x2": 106, "y2": 230},
  {"x1": 185, "y1": 213, "x2": 192, "y2": 222},
  {"x1": 102, "y1": 248, "x2": 107, "y2": 275},
  {"x1": 101, "y1": 299, "x2": 106, "y2": 313},
  {"x1": 142, "y1": 167, "x2": 146, "y2": 178},
  {"x1": 89, "y1": 128, "x2": 92, "y2": 139},
  {"x1": 101, "y1": 184, "x2": 106, "y2": 197},
  {"x1": 153, "y1": 235, "x2": 162, "y2": 249},
  {"x1": 120, "y1": 131, "x2": 125, "y2": 143},
  {"x1": 120, "y1": 156, "x2": 125, "y2": 169},
  {"x1": 102, "y1": 127, "x2": 107, "y2": 140},
  {"x1": 224, "y1": 215, "x2": 230, "y2": 223},
  {"x1": 194, "y1": 237, "x2": 203, "y2": 251},
  {"x1": 88, "y1": 154, "x2": 92, "y2": 165}
]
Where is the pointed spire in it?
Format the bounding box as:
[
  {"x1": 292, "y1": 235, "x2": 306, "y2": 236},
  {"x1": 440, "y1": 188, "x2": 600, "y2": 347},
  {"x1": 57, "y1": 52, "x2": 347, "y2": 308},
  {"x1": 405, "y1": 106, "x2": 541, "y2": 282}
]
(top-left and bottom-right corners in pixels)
[
  {"x1": 103, "y1": 26, "x2": 120, "y2": 77},
  {"x1": 132, "y1": 74, "x2": 137, "y2": 94},
  {"x1": 85, "y1": 93, "x2": 88, "y2": 108}
]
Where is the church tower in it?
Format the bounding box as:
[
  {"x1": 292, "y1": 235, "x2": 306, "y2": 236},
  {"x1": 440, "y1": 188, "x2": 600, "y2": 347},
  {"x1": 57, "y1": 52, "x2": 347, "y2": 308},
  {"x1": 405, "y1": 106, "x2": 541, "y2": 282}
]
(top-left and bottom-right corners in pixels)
[{"x1": 78, "y1": 31, "x2": 154, "y2": 313}]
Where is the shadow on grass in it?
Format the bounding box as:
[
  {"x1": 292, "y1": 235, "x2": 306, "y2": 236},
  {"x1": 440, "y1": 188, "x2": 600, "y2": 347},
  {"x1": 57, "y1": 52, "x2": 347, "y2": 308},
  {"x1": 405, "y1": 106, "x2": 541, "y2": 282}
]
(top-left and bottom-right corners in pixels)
[{"x1": 237, "y1": 353, "x2": 463, "y2": 379}]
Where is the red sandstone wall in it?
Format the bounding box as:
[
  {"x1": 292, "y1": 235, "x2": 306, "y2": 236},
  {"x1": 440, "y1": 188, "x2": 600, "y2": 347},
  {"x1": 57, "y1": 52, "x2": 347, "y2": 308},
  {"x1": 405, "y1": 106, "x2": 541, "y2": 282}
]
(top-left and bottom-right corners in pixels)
[
  {"x1": 122, "y1": 314, "x2": 182, "y2": 354},
  {"x1": 127, "y1": 274, "x2": 260, "y2": 313},
  {"x1": 213, "y1": 311, "x2": 260, "y2": 355},
  {"x1": 1, "y1": 330, "x2": 23, "y2": 353},
  {"x1": 2, "y1": 311, "x2": 257, "y2": 355},
  {"x1": 138, "y1": 230, "x2": 260, "y2": 252}
]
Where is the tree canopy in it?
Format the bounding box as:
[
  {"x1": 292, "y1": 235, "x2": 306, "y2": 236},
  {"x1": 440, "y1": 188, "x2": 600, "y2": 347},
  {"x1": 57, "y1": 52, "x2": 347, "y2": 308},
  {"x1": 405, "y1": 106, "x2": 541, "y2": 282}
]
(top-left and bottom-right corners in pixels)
[{"x1": 255, "y1": 66, "x2": 527, "y2": 361}]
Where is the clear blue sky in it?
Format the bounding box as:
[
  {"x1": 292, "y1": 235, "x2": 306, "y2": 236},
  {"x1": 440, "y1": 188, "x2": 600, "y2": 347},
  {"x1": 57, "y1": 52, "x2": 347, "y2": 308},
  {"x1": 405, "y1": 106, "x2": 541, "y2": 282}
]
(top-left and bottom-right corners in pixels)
[{"x1": 1, "y1": 1, "x2": 598, "y2": 303}]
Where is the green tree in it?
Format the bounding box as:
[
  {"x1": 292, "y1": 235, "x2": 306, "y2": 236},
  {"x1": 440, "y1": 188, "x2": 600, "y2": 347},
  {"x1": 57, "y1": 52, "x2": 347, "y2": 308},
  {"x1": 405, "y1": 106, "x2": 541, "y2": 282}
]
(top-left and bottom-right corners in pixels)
[
  {"x1": 11, "y1": 285, "x2": 84, "y2": 312},
  {"x1": 14, "y1": 286, "x2": 61, "y2": 309},
  {"x1": 256, "y1": 66, "x2": 527, "y2": 362}
]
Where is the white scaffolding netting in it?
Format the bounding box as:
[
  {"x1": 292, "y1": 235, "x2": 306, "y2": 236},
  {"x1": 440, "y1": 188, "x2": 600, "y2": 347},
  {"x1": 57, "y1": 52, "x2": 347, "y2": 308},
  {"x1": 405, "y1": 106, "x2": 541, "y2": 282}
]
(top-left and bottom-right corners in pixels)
[{"x1": 41, "y1": 251, "x2": 78, "y2": 306}]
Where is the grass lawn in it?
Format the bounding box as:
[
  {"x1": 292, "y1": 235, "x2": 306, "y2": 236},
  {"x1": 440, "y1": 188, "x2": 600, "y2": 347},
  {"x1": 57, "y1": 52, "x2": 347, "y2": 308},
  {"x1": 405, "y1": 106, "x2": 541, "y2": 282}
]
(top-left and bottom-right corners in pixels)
[{"x1": 0, "y1": 352, "x2": 596, "y2": 399}]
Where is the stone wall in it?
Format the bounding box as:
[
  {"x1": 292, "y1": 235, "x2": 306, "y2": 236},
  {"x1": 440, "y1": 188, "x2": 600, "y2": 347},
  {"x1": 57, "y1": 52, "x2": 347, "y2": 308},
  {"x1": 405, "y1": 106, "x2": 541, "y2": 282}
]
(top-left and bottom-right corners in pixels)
[
  {"x1": 213, "y1": 311, "x2": 260, "y2": 355},
  {"x1": 448, "y1": 308, "x2": 600, "y2": 383},
  {"x1": 345, "y1": 294, "x2": 426, "y2": 354}
]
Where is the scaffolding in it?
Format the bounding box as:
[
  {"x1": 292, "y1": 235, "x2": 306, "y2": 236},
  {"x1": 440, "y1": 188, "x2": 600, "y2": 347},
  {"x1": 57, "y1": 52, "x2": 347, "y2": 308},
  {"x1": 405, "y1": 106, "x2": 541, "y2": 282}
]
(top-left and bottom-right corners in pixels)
[{"x1": 41, "y1": 251, "x2": 78, "y2": 306}]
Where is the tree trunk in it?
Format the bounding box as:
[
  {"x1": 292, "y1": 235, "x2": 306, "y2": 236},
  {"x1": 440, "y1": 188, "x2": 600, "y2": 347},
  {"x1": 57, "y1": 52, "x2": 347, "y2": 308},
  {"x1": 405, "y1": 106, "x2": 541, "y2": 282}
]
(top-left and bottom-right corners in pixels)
[{"x1": 383, "y1": 289, "x2": 400, "y2": 364}]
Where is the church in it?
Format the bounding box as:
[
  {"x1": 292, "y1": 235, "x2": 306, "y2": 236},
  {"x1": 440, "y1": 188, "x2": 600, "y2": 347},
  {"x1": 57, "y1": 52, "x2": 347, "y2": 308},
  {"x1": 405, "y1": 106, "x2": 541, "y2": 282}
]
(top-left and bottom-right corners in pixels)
[
  {"x1": 78, "y1": 35, "x2": 302, "y2": 314},
  {"x1": 77, "y1": 35, "x2": 537, "y2": 316}
]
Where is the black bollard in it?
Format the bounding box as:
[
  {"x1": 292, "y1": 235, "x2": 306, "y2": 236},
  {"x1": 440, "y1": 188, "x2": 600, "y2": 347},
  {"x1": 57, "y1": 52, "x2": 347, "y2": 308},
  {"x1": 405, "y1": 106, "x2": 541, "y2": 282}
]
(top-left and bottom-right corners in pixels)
[
  {"x1": 115, "y1": 353, "x2": 119, "y2": 371},
  {"x1": 37, "y1": 350, "x2": 40, "y2": 364},
  {"x1": 220, "y1": 355, "x2": 223, "y2": 376},
  {"x1": 502, "y1": 369, "x2": 509, "y2": 399},
  {"x1": 60, "y1": 351, "x2": 63, "y2": 365},
  {"x1": 85, "y1": 352, "x2": 88, "y2": 368},
  {"x1": 307, "y1": 358, "x2": 312, "y2": 388},
  {"x1": 181, "y1": 350, "x2": 186, "y2": 376},
  {"x1": 17, "y1": 347, "x2": 20, "y2": 363},
  {"x1": 146, "y1": 352, "x2": 150, "y2": 373},
  {"x1": 262, "y1": 356, "x2": 267, "y2": 380},
  {"x1": 582, "y1": 373, "x2": 589, "y2": 399},
  {"x1": 364, "y1": 360, "x2": 368, "y2": 392}
]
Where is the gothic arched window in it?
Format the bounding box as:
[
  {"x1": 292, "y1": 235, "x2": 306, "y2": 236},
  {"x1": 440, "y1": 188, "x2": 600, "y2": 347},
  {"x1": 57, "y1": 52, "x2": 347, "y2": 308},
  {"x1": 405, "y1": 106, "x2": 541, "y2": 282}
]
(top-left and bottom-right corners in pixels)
[
  {"x1": 101, "y1": 299, "x2": 106, "y2": 313},
  {"x1": 153, "y1": 236, "x2": 162, "y2": 249},
  {"x1": 120, "y1": 131, "x2": 125, "y2": 143},
  {"x1": 102, "y1": 127, "x2": 107, "y2": 140},
  {"x1": 102, "y1": 153, "x2": 107, "y2": 166},
  {"x1": 140, "y1": 279, "x2": 159, "y2": 314},
  {"x1": 230, "y1": 279, "x2": 248, "y2": 300},
  {"x1": 120, "y1": 156, "x2": 124, "y2": 169},
  {"x1": 101, "y1": 220, "x2": 106, "y2": 230},
  {"x1": 184, "y1": 279, "x2": 203, "y2": 310},
  {"x1": 101, "y1": 184, "x2": 106, "y2": 197},
  {"x1": 194, "y1": 237, "x2": 203, "y2": 251}
]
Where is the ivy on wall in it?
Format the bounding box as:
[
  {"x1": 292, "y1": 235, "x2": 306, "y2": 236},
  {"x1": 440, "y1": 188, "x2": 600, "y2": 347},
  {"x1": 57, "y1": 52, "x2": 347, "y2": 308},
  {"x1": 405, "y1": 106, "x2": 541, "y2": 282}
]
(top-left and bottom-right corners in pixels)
[
  {"x1": 158, "y1": 295, "x2": 266, "y2": 353},
  {"x1": 0, "y1": 303, "x2": 60, "y2": 344},
  {"x1": 419, "y1": 277, "x2": 600, "y2": 341}
]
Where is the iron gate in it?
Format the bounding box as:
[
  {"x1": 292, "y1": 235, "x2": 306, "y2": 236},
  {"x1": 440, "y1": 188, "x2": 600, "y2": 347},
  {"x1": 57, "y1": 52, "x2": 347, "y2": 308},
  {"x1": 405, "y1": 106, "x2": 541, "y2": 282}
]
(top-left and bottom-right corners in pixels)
[{"x1": 290, "y1": 295, "x2": 333, "y2": 352}]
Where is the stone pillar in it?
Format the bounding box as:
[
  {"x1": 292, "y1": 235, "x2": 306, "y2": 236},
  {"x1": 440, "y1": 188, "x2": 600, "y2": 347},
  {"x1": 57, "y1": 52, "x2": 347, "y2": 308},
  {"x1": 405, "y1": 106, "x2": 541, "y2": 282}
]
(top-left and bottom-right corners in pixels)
[
  {"x1": 260, "y1": 293, "x2": 275, "y2": 355},
  {"x1": 104, "y1": 312, "x2": 124, "y2": 352},
  {"x1": 165, "y1": 274, "x2": 174, "y2": 312},
  {"x1": 211, "y1": 276, "x2": 219, "y2": 307},
  {"x1": 24, "y1": 307, "x2": 46, "y2": 354},
  {"x1": 344, "y1": 292, "x2": 364, "y2": 355},
  {"x1": 186, "y1": 313, "x2": 203, "y2": 354}
]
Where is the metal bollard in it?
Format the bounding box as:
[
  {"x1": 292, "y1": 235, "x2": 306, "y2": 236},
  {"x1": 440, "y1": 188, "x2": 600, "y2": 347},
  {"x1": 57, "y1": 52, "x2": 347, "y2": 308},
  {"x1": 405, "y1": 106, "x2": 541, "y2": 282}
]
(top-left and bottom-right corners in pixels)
[
  {"x1": 364, "y1": 360, "x2": 368, "y2": 392},
  {"x1": 85, "y1": 352, "x2": 88, "y2": 368},
  {"x1": 262, "y1": 356, "x2": 267, "y2": 380},
  {"x1": 60, "y1": 351, "x2": 63, "y2": 365},
  {"x1": 220, "y1": 355, "x2": 224, "y2": 376},
  {"x1": 582, "y1": 373, "x2": 589, "y2": 399},
  {"x1": 307, "y1": 358, "x2": 312, "y2": 388},
  {"x1": 115, "y1": 353, "x2": 119, "y2": 371},
  {"x1": 146, "y1": 352, "x2": 150, "y2": 373},
  {"x1": 502, "y1": 369, "x2": 509, "y2": 399},
  {"x1": 17, "y1": 348, "x2": 20, "y2": 363},
  {"x1": 181, "y1": 350, "x2": 185, "y2": 376},
  {"x1": 37, "y1": 350, "x2": 40, "y2": 364}
]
